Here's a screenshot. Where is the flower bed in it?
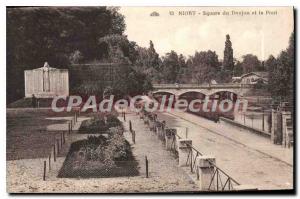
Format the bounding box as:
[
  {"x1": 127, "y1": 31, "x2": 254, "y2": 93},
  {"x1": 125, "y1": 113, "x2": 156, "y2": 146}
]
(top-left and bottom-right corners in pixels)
[
  {"x1": 78, "y1": 114, "x2": 122, "y2": 134},
  {"x1": 58, "y1": 127, "x2": 139, "y2": 178}
]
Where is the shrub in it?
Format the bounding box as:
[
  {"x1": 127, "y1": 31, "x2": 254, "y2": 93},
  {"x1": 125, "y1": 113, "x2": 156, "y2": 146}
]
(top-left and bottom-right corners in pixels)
[
  {"x1": 78, "y1": 114, "x2": 122, "y2": 134},
  {"x1": 58, "y1": 128, "x2": 138, "y2": 178}
]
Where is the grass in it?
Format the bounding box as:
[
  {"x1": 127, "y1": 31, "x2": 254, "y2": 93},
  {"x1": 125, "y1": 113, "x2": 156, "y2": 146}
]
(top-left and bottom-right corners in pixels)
[
  {"x1": 7, "y1": 98, "x2": 54, "y2": 108},
  {"x1": 6, "y1": 108, "x2": 76, "y2": 160}
]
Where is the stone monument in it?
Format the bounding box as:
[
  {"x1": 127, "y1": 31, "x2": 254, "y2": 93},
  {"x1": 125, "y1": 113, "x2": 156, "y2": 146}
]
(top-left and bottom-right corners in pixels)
[{"x1": 24, "y1": 62, "x2": 69, "y2": 98}]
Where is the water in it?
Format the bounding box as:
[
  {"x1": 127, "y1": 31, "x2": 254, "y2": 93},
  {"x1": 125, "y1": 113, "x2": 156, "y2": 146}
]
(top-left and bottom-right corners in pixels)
[{"x1": 234, "y1": 111, "x2": 271, "y2": 133}]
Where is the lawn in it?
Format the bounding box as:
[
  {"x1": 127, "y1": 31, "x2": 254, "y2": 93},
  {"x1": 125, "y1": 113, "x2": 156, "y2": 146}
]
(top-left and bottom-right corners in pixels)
[{"x1": 7, "y1": 108, "x2": 76, "y2": 160}]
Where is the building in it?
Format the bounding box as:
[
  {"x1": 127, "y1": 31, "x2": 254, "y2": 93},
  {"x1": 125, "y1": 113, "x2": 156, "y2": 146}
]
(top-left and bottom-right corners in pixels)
[
  {"x1": 232, "y1": 72, "x2": 269, "y2": 85},
  {"x1": 24, "y1": 62, "x2": 69, "y2": 98}
]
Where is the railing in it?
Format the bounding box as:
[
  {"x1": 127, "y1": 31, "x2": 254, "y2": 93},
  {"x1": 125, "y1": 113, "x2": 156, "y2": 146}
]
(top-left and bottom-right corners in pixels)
[
  {"x1": 152, "y1": 83, "x2": 253, "y2": 89},
  {"x1": 139, "y1": 109, "x2": 240, "y2": 191}
]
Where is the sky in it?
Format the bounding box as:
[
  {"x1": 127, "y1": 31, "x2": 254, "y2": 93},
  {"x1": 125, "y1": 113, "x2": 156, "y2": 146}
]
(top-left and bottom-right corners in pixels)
[{"x1": 119, "y1": 7, "x2": 294, "y2": 61}]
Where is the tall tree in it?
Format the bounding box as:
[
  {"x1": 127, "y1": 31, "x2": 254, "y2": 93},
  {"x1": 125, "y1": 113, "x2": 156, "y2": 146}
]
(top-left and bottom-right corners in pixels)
[
  {"x1": 223, "y1": 34, "x2": 234, "y2": 71},
  {"x1": 161, "y1": 51, "x2": 180, "y2": 83},
  {"x1": 148, "y1": 40, "x2": 160, "y2": 70},
  {"x1": 268, "y1": 32, "x2": 294, "y2": 103}
]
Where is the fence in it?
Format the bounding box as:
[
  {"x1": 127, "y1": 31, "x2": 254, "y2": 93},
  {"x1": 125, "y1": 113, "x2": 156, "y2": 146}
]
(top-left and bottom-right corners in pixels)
[
  {"x1": 42, "y1": 110, "x2": 80, "y2": 181},
  {"x1": 138, "y1": 109, "x2": 242, "y2": 191}
]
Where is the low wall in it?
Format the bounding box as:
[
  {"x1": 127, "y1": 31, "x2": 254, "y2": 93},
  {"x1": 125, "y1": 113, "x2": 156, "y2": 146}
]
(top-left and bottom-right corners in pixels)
[{"x1": 219, "y1": 117, "x2": 271, "y2": 138}]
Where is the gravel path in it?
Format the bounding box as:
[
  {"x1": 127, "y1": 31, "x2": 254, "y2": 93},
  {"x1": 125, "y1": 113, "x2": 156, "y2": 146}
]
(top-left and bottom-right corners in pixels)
[
  {"x1": 7, "y1": 113, "x2": 199, "y2": 193},
  {"x1": 157, "y1": 110, "x2": 293, "y2": 190},
  {"x1": 121, "y1": 113, "x2": 199, "y2": 192}
]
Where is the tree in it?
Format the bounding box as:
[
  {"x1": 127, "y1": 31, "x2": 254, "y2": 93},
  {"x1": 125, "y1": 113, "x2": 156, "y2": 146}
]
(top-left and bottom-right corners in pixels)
[
  {"x1": 69, "y1": 50, "x2": 84, "y2": 64},
  {"x1": 161, "y1": 51, "x2": 180, "y2": 83},
  {"x1": 189, "y1": 50, "x2": 220, "y2": 84},
  {"x1": 268, "y1": 32, "x2": 294, "y2": 103},
  {"x1": 7, "y1": 7, "x2": 126, "y2": 103},
  {"x1": 148, "y1": 40, "x2": 160, "y2": 70},
  {"x1": 112, "y1": 65, "x2": 152, "y2": 98},
  {"x1": 233, "y1": 60, "x2": 243, "y2": 77},
  {"x1": 98, "y1": 34, "x2": 138, "y2": 64},
  {"x1": 241, "y1": 54, "x2": 262, "y2": 73},
  {"x1": 223, "y1": 34, "x2": 234, "y2": 71},
  {"x1": 177, "y1": 54, "x2": 187, "y2": 83}
]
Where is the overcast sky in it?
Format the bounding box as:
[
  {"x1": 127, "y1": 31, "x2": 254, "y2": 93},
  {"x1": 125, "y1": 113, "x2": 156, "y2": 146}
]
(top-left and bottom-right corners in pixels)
[{"x1": 120, "y1": 7, "x2": 294, "y2": 61}]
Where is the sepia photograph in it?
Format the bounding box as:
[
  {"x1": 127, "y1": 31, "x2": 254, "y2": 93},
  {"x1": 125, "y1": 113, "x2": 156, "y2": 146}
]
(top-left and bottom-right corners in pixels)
[{"x1": 5, "y1": 6, "x2": 295, "y2": 193}]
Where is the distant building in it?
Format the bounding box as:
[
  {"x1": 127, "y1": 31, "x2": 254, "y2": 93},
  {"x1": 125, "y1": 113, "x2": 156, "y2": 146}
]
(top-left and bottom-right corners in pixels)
[
  {"x1": 210, "y1": 79, "x2": 218, "y2": 85},
  {"x1": 24, "y1": 62, "x2": 69, "y2": 98},
  {"x1": 232, "y1": 72, "x2": 268, "y2": 85},
  {"x1": 150, "y1": 11, "x2": 160, "y2": 16}
]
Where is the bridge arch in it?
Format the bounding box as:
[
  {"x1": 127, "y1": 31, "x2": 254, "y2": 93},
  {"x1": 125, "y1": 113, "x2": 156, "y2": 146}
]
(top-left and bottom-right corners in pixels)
[
  {"x1": 152, "y1": 91, "x2": 176, "y2": 102},
  {"x1": 208, "y1": 90, "x2": 238, "y2": 102},
  {"x1": 152, "y1": 91, "x2": 176, "y2": 96},
  {"x1": 178, "y1": 91, "x2": 206, "y2": 102}
]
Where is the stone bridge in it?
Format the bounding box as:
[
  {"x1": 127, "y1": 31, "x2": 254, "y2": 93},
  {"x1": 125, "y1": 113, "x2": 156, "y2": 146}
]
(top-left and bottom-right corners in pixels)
[{"x1": 152, "y1": 83, "x2": 253, "y2": 99}]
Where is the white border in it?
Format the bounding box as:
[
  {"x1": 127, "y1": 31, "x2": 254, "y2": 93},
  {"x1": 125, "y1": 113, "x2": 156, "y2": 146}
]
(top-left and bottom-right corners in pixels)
[{"x1": 1, "y1": 0, "x2": 298, "y2": 198}]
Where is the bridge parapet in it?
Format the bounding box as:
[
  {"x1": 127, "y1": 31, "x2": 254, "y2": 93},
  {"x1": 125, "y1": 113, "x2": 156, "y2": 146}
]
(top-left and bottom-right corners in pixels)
[
  {"x1": 152, "y1": 83, "x2": 253, "y2": 97},
  {"x1": 153, "y1": 83, "x2": 253, "y2": 89}
]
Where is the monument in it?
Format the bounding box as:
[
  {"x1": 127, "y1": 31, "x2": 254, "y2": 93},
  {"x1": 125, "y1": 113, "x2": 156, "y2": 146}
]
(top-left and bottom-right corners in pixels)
[{"x1": 24, "y1": 62, "x2": 69, "y2": 98}]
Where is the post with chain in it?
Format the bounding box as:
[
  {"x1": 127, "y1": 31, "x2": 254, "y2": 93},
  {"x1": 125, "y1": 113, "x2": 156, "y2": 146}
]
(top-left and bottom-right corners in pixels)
[
  {"x1": 43, "y1": 161, "x2": 46, "y2": 181},
  {"x1": 145, "y1": 156, "x2": 149, "y2": 178}
]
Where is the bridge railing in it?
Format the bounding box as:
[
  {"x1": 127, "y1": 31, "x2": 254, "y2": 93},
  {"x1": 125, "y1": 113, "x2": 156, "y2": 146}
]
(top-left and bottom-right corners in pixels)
[
  {"x1": 152, "y1": 83, "x2": 253, "y2": 89},
  {"x1": 173, "y1": 133, "x2": 240, "y2": 191}
]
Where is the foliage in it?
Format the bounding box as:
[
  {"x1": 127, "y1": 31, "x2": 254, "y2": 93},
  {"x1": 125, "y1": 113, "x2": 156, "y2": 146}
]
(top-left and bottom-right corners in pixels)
[
  {"x1": 267, "y1": 32, "x2": 294, "y2": 103},
  {"x1": 7, "y1": 7, "x2": 126, "y2": 103},
  {"x1": 112, "y1": 64, "x2": 153, "y2": 97},
  {"x1": 233, "y1": 60, "x2": 243, "y2": 77},
  {"x1": 187, "y1": 50, "x2": 221, "y2": 84},
  {"x1": 58, "y1": 130, "x2": 139, "y2": 178},
  {"x1": 98, "y1": 34, "x2": 137, "y2": 64},
  {"x1": 78, "y1": 114, "x2": 122, "y2": 134},
  {"x1": 241, "y1": 54, "x2": 262, "y2": 73},
  {"x1": 223, "y1": 34, "x2": 234, "y2": 71}
]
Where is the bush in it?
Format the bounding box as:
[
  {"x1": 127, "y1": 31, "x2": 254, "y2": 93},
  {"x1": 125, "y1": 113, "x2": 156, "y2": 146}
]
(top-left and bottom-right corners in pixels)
[
  {"x1": 58, "y1": 128, "x2": 138, "y2": 178},
  {"x1": 78, "y1": 114, "x2": 122, "y2": 134}
]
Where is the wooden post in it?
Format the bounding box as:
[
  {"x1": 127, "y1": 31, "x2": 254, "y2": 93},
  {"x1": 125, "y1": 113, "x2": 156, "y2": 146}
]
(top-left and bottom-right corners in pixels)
[
  {"x1": 123, "y1": 112, "x2": 126, "y2": 121},
  {"x1": 262, "y1": 108, "x2": 265, "y2": 131},
  {"x1": 43, "y1": 161, "x2": 46, "y2": 181},
  {"x1": 63, "y1": 131, "x2": 65, "y2": 144},
  {"x1": 145, "y1": 156, "x2": 149, "y2": 178},
  {"x1": 60, "y1": 133, "x2": 63, "y2": 148},
  {"x1": 190, "y1": 147, "x2": 193, "y2": 173},
  {"x1": 57, "y1": 139, "x2": 60, "y2": 154},
  {"x1": 185, "y1": 127, "x2": 188, "y2": 138},
  {"x1": 48, "y1": 154, "x2": 51, "y2": 170},
  {"x1": 71, "y1": 121, "x2": 73, "y2": 132},
  {"x1": 53, "y1": 144, "x2": 56, "y2": 162},
  {"x1": 68, "y1": 123, "x2": 70, "y2": 134},
  {"x1": 132, "y1": 130, "x2": 136, "y2": 144},
  {"x1": 129, "y1": 120, "x2": 132, "y2": 132}
]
